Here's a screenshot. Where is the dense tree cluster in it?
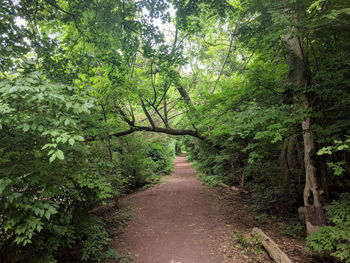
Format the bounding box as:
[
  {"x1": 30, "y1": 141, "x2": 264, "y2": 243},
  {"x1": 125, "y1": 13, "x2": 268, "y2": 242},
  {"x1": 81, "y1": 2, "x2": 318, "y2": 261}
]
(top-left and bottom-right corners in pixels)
[{"x1": 1, "y1": 0, "x2": 349, "y2": 262}]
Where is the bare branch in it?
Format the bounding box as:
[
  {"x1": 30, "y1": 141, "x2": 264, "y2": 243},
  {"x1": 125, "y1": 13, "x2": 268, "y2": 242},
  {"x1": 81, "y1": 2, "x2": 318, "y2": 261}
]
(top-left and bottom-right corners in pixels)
[
  {"x1": 171, "y1": 27, "x2": 178, "y2": 55},
  {"x1": 168, "y1": 111, "x2": 187, "y2": 121},
  {"x1": 156, "y1": 85, "x2": 170, "y2": 108},
  {"x1": 150, "y1": 63, "x2": 158, "y2": 105},
  {"x1": 129, "y1": 101, "x2": 135, "y2": 124},
  {"x1": 164, "y1": 98, "x2": 169, "y2": 127},
  {"x1": 85, "y1": 128, "x2": 135, "y2": 142},
  {"x1": 114, "y1": 105, "x2": 134, "y2": 126},
  {"x1": 139, "y1": 97, "x2": 181, "y2": 123},
  {"x1": 177, "y1": 86, "x2": 193, "y2": 105},
  {"x1": 149, "y1": 102, "x2": 169, "y2": 128},
  {"x1": 140, "y1": 99, "x2": 155, "y2": 129},
  {"x1": 210, "y1": 24, "x2": 238, "y2": 95}
]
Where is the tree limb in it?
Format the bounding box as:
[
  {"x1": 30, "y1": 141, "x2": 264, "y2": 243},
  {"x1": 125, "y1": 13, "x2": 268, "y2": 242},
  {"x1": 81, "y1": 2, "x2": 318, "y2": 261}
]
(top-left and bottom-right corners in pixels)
[
  {"x1": 210, "y1": 24, "x2": 238, "y2": 95},
  {"x1": 114, "y1": 105, "x2": 134, "y2": 126},
  {"x1": 140, "y1": 98, "x2": 155, "y2": 129},
  {"x1": 164, "y1": 98, "x2": 169, "y2": 127},
  {"x1": 177, "y1": 86, "x2": 193, "y2": 105}
]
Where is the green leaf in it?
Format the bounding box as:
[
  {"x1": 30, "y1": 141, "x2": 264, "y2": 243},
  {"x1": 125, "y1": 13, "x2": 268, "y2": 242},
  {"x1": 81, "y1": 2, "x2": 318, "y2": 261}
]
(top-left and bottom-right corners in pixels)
[
  {"x1": 73, "y1": 135, "x2": 84, "y2": 141},
  {"x1": 49, "y1": 154, "x2": 57, "y2": 163},
  {"x1": 61, "y1": 135, "x2": 69, "y2": 143},
  {"x1": 44, "y1": 211, "x2": 51, "y2": 220},
  {"x1": 69, "y1": 138, "x2": 75, "y2": 146},
  {"x1": 337, "y1": 145, "x2": 349, "y2": 151},
  {"x1": 36, "y1": 225, "x2": 43, "y2": 232},
  {"x1": 23, "y1": 123, "x2": 30, "y2": 132},
  {"x1": 55, "y1": 150, "x2": 64, "y2": 160},
  {"x1": 42, "y1": 144, "x2": 50, "y2": 150},
  {"x1": 0, "y1": 179, "x2": 11, "y2": 194}
]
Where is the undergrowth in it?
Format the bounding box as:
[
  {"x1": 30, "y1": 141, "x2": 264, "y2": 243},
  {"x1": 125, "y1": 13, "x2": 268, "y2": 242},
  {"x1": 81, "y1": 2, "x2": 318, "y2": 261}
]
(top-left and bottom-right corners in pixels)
[
  {"x1": 283, "y1": 222, "x2": 304, "y2": 240},
  {"x1": 233, "y1": 228, "x2": 264, "y2": 260},
  {"x1": 191, "y1": 161, "x2": 224, "y2": 187},
  {"x1": 306, "y1": 192, "x2": 350, "y2": 263}
]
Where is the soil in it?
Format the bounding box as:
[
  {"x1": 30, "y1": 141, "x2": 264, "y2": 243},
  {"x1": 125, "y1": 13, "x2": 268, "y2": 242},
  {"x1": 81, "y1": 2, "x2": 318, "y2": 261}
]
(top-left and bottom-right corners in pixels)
[{"x1": 110, "y1": 154, "x2": 315, "y2": 263}]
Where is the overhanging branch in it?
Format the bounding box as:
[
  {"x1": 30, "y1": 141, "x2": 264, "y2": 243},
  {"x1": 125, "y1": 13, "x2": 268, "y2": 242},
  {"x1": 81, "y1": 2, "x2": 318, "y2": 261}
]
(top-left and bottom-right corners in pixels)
[{"x1": 86, "y1": 124, "x2": 223, "y2": 150}]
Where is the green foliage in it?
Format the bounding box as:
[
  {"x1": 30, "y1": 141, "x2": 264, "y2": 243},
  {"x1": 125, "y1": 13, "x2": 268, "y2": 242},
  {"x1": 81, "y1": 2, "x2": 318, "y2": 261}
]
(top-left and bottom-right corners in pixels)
[
  {"x1": 113, "y1": 207, "x2": 132, "y2": 235},
  {"x1": 233, "y1": 229, "x2": 264, "y2": 256},
  {"x1": 0, "y1": 70, "x2": 174, "y2": 261},
  {"x1": 115, "y1": 136, "x2": 175, "y2": 191},
  {"x1": 197, "y1": 173, "x2": 224, "y2": 187},
  {"x1": 78, "y1": 215, "x2": 120, "y2": 263},
  {"x1": 283, "y1": 222, "x2": 304, "y2": 239},
  {"x1": 307, "y1": 192, "x2": 350, "y2": 262},
  {"x1": 146, "y1": 142, "x2": 175, "y2": 175},
  {"x1": 2, "y1": 0, "x2": 350, "y2": 261},
  {"x1": 175, "y1": 140, "x2": 183, "y2": 155},
  {"x1": 245, "y1": 161, "x2": 297, "y2": 218},
  {"x1": 318, "y1": 139, "x2": 350, "y2": 176},
  {"x1": 186, "y1": 139, "x2": 233, "y2": 185},
  {"x1": 0, "y1": 70, "x2": 121, "y2": 262}
]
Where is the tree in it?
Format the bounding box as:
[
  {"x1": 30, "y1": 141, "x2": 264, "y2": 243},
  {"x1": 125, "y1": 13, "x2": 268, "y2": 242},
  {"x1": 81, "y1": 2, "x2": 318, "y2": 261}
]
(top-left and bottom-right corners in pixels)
[
  {"x1": 174, "y1": 0, "x2": 350, "y2": 236},
  {"x1": 1, "y1": 0, "x2": 350, "y2": 261}
]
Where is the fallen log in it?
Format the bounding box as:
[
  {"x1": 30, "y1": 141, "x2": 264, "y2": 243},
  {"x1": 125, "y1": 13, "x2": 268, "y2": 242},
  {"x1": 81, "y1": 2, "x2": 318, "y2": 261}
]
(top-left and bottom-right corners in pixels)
[
  {"x1": 252, "y1": 227, "x2": 293, "y2": 263},
  {"x1": 230, "y1": 185, "x2": 249, "y2": 194},
  {"x1": 220, "y1": 183, "x2": 249, "y2": 194},
  {"x1": 220, "y1": 183, "x2": 230, "y2": 189}
]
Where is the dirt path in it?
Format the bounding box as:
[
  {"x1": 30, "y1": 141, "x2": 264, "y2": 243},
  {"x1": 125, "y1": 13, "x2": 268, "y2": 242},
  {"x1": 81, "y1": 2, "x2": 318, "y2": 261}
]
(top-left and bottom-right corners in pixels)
[
  {"x1": 110, "y1": 154, "x2": 315, "y2": 263},
  {"x1": 110, "y1": 155, "x2": 243, "y2": 263}
]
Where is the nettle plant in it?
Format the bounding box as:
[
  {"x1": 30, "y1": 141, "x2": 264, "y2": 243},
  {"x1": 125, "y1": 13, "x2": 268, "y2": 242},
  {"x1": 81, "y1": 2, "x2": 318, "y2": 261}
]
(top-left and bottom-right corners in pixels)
[{"x1": 0, "y1": 70, "x2": 117, "y2": 262}]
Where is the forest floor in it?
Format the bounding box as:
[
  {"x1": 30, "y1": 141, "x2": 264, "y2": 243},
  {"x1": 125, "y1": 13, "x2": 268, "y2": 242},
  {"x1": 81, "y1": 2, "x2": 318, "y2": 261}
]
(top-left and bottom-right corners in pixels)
[{"x1": 109, "y1": 154, "x2": 315, "y2": 263}]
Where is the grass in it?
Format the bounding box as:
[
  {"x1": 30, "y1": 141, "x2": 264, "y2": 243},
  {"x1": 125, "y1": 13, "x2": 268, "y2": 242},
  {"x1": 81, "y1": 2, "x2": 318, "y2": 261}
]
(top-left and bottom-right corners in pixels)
[{"x1": 233, "y1": 228, "x2": 264, "y2": 256}]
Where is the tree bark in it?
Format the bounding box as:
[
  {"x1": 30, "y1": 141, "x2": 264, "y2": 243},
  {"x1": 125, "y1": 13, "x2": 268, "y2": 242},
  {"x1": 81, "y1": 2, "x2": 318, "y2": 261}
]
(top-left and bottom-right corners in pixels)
[{"x1": 283, "y1": 28, "x2": 328, "y2": 235}]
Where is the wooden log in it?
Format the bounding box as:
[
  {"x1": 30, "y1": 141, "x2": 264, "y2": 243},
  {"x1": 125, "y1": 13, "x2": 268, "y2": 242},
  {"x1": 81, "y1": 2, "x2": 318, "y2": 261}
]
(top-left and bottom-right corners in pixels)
[
  {"x1": 220, "y1": 183, "x2": 249, "y2": 194},
  {"x1": 231, "y1": 186, "x2": 249, "y2": 194},
  {"x1": 252, "y1": 227, "x2": 293, "y2": 263},
  {"x1": 220, "y1": 183, "x2": 230, "y2": 189}
]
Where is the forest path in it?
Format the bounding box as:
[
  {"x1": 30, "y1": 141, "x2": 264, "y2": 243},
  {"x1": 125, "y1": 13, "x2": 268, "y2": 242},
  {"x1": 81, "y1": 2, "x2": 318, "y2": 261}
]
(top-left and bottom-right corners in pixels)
[{"x1": 110, "y1": 154, "x2": 248, "y2": 263}]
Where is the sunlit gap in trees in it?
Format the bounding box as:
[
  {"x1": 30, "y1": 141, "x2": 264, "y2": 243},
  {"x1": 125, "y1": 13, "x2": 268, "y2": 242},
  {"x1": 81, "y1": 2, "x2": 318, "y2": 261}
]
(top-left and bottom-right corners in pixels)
[
  {"x1": 141, "y1": 5, "x2": 176, "y2": 43},
  {"x1": 142, "y1": 4, "x2": 195, "y2": 75}
]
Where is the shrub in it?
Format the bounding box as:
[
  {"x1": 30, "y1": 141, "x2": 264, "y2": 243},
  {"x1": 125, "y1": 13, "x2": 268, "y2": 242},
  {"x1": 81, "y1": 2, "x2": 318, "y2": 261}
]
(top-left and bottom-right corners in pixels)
[
  {"x1": 77, "y1": 215, "x2": 120, "y2": 263},
  {"x1": 306, "y1": 192, "x2": 350, "y2": 262},
  {"x1": 146, "y1": 142, "x2": 174, "y2": 175},
  {"x1": 197, "y1": 173, "x2": 224, "y2": 187}
]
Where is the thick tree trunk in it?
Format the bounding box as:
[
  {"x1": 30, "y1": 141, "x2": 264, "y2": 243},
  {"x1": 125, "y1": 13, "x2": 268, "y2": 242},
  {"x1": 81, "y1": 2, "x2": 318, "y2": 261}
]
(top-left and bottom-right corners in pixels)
[
  {"x1": 283, "y1": 31, "x2": 328, "y2": 235},
  {"x1": 300, "y1": 95, "x2": 328, "y2": 235}
]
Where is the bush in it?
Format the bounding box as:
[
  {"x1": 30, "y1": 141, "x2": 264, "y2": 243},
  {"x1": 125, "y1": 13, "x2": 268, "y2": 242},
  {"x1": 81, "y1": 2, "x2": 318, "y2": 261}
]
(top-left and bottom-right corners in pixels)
[
  {"x1": 146, "y1": 142, "x2": 174, "y2": 175},
  {"x1": 306, "y1": 192, "x2": 350, "y2": 262},
  {"x1": 175, "y1": 140, "x2": 183, "y2": 155},
  {"x1": 197, "y1": 173, "x2": 224, "y2": 187},
  {"x1": 245, "y1": 161, "x2": 297, "y2": 217},
  {"x1": 78, "y1": 215, "x2": 120, "y2": 263},
  {"x1": 115, "y1": 136, "x2": 175, "y2": 192},
  {"x1": 0, "y1": 73, "x2": 121, "y2": 262}
]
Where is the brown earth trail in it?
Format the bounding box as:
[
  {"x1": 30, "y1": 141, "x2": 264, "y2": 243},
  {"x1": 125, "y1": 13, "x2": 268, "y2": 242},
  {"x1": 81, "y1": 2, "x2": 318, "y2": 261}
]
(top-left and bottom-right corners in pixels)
[
  {"x1": 110, "y1": 154, "x2": 248, "y2": 263},
  {"x1": 110, "y1": 154, "x2": 316, "y2": 263}
]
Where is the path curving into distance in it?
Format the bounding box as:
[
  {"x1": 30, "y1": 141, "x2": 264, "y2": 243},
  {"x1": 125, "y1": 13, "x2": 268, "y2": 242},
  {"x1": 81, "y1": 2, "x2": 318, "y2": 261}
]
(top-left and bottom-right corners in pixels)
[{"x1": 110, "y1": 154, "x2": 240, "y2": 263}]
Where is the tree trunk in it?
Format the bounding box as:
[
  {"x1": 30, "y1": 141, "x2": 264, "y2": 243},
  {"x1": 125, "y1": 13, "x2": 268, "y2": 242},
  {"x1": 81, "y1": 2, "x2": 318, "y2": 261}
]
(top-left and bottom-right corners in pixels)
[
  {"x1": 300, "y1": 95, "x2": 327, "y2": 235},
  {"x1": 283, "y1": 29, "x2": 328, "y2": 235}
]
